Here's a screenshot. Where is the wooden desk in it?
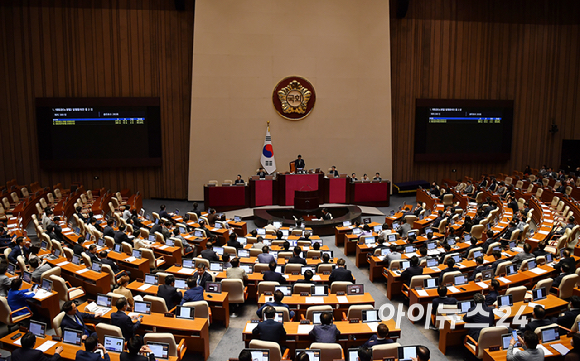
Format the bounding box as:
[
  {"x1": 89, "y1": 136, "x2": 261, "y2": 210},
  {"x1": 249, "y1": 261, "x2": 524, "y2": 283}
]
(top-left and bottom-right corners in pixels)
[
  {"x1": 126, "y1": 281, "x2": 230, "y2": 327},
  {"x1": 46, "y1": 256, "x2": 111, "y2": 296},
  {"x1": 77, "y1": 302, "x2": 210, "y2": 360},
  {"x1": 0, "y1": 331, "x2": 179, "y2": 361},
  {"x1": 242, "y1": 320, "x2": 400, "y2": 357}
]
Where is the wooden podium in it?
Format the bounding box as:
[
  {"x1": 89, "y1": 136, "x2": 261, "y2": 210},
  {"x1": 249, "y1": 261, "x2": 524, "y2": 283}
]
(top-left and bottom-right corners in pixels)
[{"x1": 294, "y1": 189, "x2": 319, "y2": 212}]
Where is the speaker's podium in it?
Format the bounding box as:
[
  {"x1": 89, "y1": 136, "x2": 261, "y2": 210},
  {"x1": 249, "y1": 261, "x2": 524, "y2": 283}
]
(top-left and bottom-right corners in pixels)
[{"x1": 294, "y1": 189, "x2": 319, "y2": 212}]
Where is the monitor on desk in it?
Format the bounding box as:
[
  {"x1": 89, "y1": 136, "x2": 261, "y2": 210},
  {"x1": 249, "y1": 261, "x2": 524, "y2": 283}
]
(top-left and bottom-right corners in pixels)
[
  {"x1": 532, "y1": 287, "x2": 547, "y2": 301},
  {"x1": 145, "y1": 274, "x2": 158, "y2": 285},
  {"x1": 92, "y1": 262, "x2": 102, "y2": 273},
  {"x1": 175, "y1": 305, "x2": 195, "y2": 319},
  {"x1": 104, "y1": 335, "x2": 125, "y2": 353},
  {"x1": 22, "y1": 270, "x2": 32, "y2": 283},
  {"x1": 240, "y1": 264, "x2": 253, "y2": 274},
  {"x1": 29, "y1": 320, "x2": 46, "y2": 338},
  {"x1": 147, "y1": 342, "x2": 170, "y2": 360},
  {"x1": 541, "y1": 326, "x2": 560, "y2": 343},
  {"x1": 497, "y1": 294, "x2": 513, "y2": 308},
  {"x1": 424, "y1": 278, "x2": 438, "y2": 289},
  {"x1": 210, "y1": 262, "x2": 223, "y2": 272},
  {"x1": 310, "y1": 285, "x2": 328, "y2": 296},
  {"x1": 275, "y1": 286, "x2": 292, "y2": 296},
  {"x1": 63, "y1": 328, "x2": 83, "y2": 346},
  {"x1": 347, "y1": 284, "x2": 364, "y2": 295},
  {"x1": 361, "y1": 309, "x2": 379, "y2": 322},
  {"x1": 41, "y1": 278, "x2": 53, "y2": 292},
  {"x1": 206, "y1": 282, "x2": 222, "y2": 294},
  {"x1": 296, "y1": 350, "x2": 320, "y2": 361},
  {"x1": 174, "y1": 279, "x2": 187, "y2": 290},
  {"x1": 134, "y1": 301, "x2": 152, "y2": 315},
  {"x1": 238, "y1": 249, "x2": 250, "y2": 258},
  {"x1": 97, "y1": 294, "x2": 112, "y2": 308}
]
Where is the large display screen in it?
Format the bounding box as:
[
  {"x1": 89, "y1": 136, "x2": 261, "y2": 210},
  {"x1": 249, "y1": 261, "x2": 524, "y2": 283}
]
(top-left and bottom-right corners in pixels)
[
  {"x1": 36, "y1": 97, "x2": 162, "y2": 169},
  {"x1": 414, "y1": 99, "x2": 513, "y2": 162}
]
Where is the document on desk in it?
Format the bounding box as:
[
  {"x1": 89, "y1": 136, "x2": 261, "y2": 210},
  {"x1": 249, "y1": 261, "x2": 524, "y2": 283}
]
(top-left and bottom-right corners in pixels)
[
  {"x1": 447, "y1": 286, "x2": 460, "y2": 294},
  {"x1": 476, "y1": 282, "x2": 488, "y2": 289},
  {"x1": 366, "y1": 322, "x2": 379, "y2": 332},
  {"x1": 138, "y1": 284, "x2": 152, "y2": 291},
  {"x1": 416, "y1": 289, "x2": 429, "y2": 297},
  {"x1": 124, "y1": 256, "x2": 137, "y2": 263},
  {"x1": 76, "y1": 269, "x2": 89, "y2": 274},
  {"x1": 337, "y1": 296, "x2": 349, "y2": 303},
  {"x1": 305, "y1": 297, "x2": 324, "y2": 303},
  {"x1": 550, "y1": 343, "x2": 570, "y2": 355},
  {"x1": 530, "y1": 268, "x2": 547, "y2": 274},
  {"x1": 497, "y1": 277, "x2": 511, "y2": 284},
  {"x1": 312, "y1": 275, "x2": 322, "y2": 281},
  {"x1": 178, "y1": 268, "x2": 195, "y2": 275},
  {"x1": 36, "y1": 340, "x2": 57, "y2": 352},
  {"x1": 57, "y1": 261, "x2": 70, "y2": 266},
  {"x1": 297, "y1": 324, "x2": 314, "y2": 334},
  {"x1": 244, "y1": 323, "x2": 258, "y2": 333}
]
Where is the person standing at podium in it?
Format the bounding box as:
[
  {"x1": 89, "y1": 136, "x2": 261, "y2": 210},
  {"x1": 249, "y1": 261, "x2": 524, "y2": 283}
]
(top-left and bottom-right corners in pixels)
[{"x1": 294, "y1": 155, "x2": 305, "y2": 172}]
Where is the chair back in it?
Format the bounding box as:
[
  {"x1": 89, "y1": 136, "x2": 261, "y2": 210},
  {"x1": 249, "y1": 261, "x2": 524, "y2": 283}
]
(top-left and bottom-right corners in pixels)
[
  {"x1": 474, "y1": 326, "x2": 508, "y2": 358},
  {"x1": 559, "y1": 274, "x2": 579, "y2": 299},
  {"x1": 96, "y1": 323, "x2": 123, "y2": 345},
  {"x1": 143, "y1": 295, "x2": 169, "y2": 313},
  {"x1": 305, "y1": 305, "x2": 333, "y2": 322},
  {"x1": 330, "y1": 281, "x2": 352, "y2": 294},
  {"x1": 310, "y1": 343, "x2": 343, "y2": 361},
  {"x1": 143, "y1": 333, "x2": 180, "y2": 357},
  {"x1": 258, "y1": 281, "x2": 280, "y2": 296},
  {"x1": 221, "y1": 279, "x2": 245, "y2": 303},
  {"x1": 248, "y1": 340, "x2": 282, "y2": 361},
  {"x1": 505, "y1": 285, "x2": 527, "y2": 303},
  {"x1": 346, "y1": 304, "x2": 374, "y2": 320},
  {"x1": 372, "y1": 343, "x2": 401, "y2": 360},
  {"x1": 52, "y1": 311, "x2": 66, "y2": 337}
]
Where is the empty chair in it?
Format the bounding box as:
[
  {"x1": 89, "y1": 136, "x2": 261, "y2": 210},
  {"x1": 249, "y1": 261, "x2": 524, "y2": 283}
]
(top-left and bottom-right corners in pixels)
[
  {"x1": 96, "y1": 323, "x2": 123, "y2": 345},
  {"x1": 310, "y1": 343, "x2": 343, "y2": 361},
  {"x1": 143, "y1": 333, "x2": 186, "y2": 358}
]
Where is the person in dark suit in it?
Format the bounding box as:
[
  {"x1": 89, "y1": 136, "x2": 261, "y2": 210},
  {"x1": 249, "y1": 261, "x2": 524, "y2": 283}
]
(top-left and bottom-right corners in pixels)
[
  {"x1": 470, "y1": 256, "x2": 490, "y2": 281},
  {"x1": 431, "y1": 285, "x2": 458, "y2": 315},
  {"x1": 463, "y1": 293, "x2": 494, "y2": 342},
  {"x1": 252, "y1": 306, "x2": 287, "y2": 349},
  {"x1": 294, "y1": 155, "x2": 305, "y2": 171},
  {"x1": 181, "y1": 277, "x2": 204, "y2": 305},
  {"x1": 227, "y1": 233, "x2": 243, "y2": 249},
  {"x1": 309, "y1": 311, "x2": 340, "y2": 342},
  {"x1": 200, "y1": 241, "x2": 219, "y2": 262},
  {"x1": 60, "y1": 300, "x2": 101, "y2": 339},
  {"x1": 362, "y1": 323, "x2": 393, "y2": 347},
  {"x1": 485, "y1": 279, "x2": 501, "y2": 306},
  {"x1": 524, "y1": 306, "x2": 552, "y2": 333},
  {"x1": 111, "y1": 298, "x2": 141, "y2": 341},
  {"x1": 8, "y1": 236, "x2": 29, "y2": 264},
  {"x1": 11, "y1": 332, "x2": 64, "y2": 361},
  {"x1": 192, "y1": 264, "x2": 213, "y2": 289},
  {"x1": 329, "y1": 258, "x2": 354, "y2": 284},
  {"x1": 75, "y1": 336, "x2": 110, "y2": 361},
  {"x1": 288, "y1": 246, "x2": 307, "y2": 265},
  {"x1": 156, "y1": 275, "x2": 182, "y2": 310},
  {"x1": 120, "y1": 336, "x2": 156, "y2": 361},
  {"x1": 553, "y1": 295, "x2": 580, "y2": 332},
  {"x1": 438, "y1": 258, "x2": 459, "y2": 284},
  {"x1": 401, "y1": 256, "x2": 423, "y2": 286},
  {"x1": 263, "y1": 260, "x2": 286, "y2": 283},
  {"x1": 114, "y1": 225, "x2": 131, "y2": 245},
  {"x1": 103, "y1": 219, "x2": 115, "y2": 238}
]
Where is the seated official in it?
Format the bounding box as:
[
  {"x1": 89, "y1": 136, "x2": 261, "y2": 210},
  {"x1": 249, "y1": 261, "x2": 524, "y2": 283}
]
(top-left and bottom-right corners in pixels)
[
  {"x1": 288, "y1": 246, "x2": 307, "y2": 265},
  {"x1": 181, "y1": 277, "x2": 204, "y2": 305},
  {"x1": 507, "y1": 330, "x2": 544, "y2": 361},
  {"x1": 263, "y1": 260, "x2": 286, "y2": 283},
  {"x1": 227, "y1": 233, "x2": 243, "y2": 249},
  {"x1": 362, "y1": 323, "x2": 393, "y2": 347},
  {"x1": 257, "y1": 246, "x2": 275, "y2": 264},
  {"x1": 7, "y1": 278, "x2": 35, "y2": 316},
  {"x1": 192, "y1": 263, "x2": 213, "y2": 289},
  {"x1": 61, "y1": 300, "x2": 101, "y2": 339},
  {"x1": 157, "y1": 274, "x2": 182, "y2": 310},
  {"x1": 113, "y1": 276, "x2": 135, "y2": 307},
  {"x1": 121, "y1": 336, "x2": 155, "y2": 361},
  {"x1": 11, "y1": 332, "x2": 64, "y2": 361},
  {"x1": 485, "y1": 279, "x2": 501, "y2": 306},
  {"x1": 111, "y1": 298, "x2": 141, "y2": 341},
  {"x1": 432, "y1": 285, "x2": 458, "y2": 315},
  {"x1": 252, "y1": 306, "x2": 287, "y2": 350},
  {"x1": 401, "y1": 255, "x2": 423, "y2": 286},
  {"x1": 256, "y1": 290, "x2": 295, "y2": 319},
  {"x1": 464, "y1": 293, "x2": 494, "y2": 342},
  {"x1": 329, "y1": 258, "x2": 354, "y2": 284},
  {"x1": 29, "y1": 257, "x2": 52, "y2": 284},
  {"x1": 75, "y1": 336, "x2": 110, "y2": 361},
  {"x1": 524, "y1": 305, "x2": 552, "y2": 333},
  {"x1": 201, "y1": 241, "x2": 219, "y2": 262},
  {"x1": 226, "y1": 257, "x2": 248, "y2": 281},
  {"x1": 309, "y1": 311, "x2": 340, "y2": 343}
]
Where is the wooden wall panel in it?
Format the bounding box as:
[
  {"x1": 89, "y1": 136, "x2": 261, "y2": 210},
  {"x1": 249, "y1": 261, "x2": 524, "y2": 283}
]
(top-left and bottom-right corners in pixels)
[
  {"x1": 0, "y1": 0, "x2": 193, "y2": 199},
  {"x1": 391, "y1": 0, "x2": 580, "y2": 185}
]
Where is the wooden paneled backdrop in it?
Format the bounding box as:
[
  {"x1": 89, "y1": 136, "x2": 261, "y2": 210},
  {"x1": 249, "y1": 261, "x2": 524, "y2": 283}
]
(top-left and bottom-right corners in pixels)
[
  {"x1": 1, "y1": 0, "x2": 579, "y2": 199},
  {"x1": 0, "y1": 0, "x2": 193, "y2": 199},
  {"x1": 390, "y1": 0, "x2": 580, "y2": 185}
]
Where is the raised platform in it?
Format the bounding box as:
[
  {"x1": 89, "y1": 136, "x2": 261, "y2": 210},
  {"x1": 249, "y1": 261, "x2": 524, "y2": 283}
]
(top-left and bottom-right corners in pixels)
[{"x1": 253, "y1": 205, "x2": 362, "y2": 236}]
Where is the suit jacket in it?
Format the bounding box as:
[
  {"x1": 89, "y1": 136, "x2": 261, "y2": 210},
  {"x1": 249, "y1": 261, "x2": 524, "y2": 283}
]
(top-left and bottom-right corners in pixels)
[
  {"x1": 401, "y1": 265, "x2": 423, "y2": 286},
  {"x1": 263, "y1": 271, "x2": 285, "y2": 283},
  {"x1": 61, "y1": 311, "x2": 96, "y2": 336},
  {"x1": 309, "y1": 324, "x2": 340, "y2": 343},
  {"x1": 120, "y1": 352, "x2": 156, "y2": 361},
  {"x1": 192, "y1": 271, "x2": 213, "y2": 289},
  {"x1": 252, "y1": 319, "x2": 286, "y2": 345},
  {"x1": 75, "y1": 350, "x2": 110, "y2": 361},
  {"x1": 362, "y1": 335, "x2": 394, "y2": 348},
  {"x1": 329, "y1": 267, "x2": 354, "y2": 284},
  {"x1": 288, "y1": 256, "x2": 307, "y2": 265},
  {"x1": 200, "y1": 249, "x2": 219, "y2": 262},
  {"x1": 11, "y1": 347, "x2": 62, "y2": 361},
  {"x1": 463, "y1": 305, "x2": 494, "y2": 341},
  {"x1": 111, "y1": 310, "x2": 141, "y2": 340},
  {"x1": 157, "y1": 284, "x2": 183, "y2": 310}
]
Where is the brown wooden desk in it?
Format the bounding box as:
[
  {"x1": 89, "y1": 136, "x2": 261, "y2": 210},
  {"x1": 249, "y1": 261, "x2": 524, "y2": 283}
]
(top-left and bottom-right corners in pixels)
[{"x1": 126, "y1": 281, "x2": 231, "y2": 327}]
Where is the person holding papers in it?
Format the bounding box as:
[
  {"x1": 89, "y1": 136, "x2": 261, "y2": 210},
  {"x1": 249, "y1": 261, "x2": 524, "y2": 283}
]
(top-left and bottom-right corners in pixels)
[
  {"x1": 11, "y1": 332, "x2": 64, "y2": 361},
  {"x1": 7, "y1": 278, "x2": 35, "y2": 316},
  {"x1": 60, "y1": 300, "x2": 101, "y2": 339},
  {"x1": 121, "y1": 336, "x2": 155, "y2": 361},
  {"x1": 111, "y1": 298, "x2": 141, "y2": 341},
  {"x1": 309, "y1": 312, "x2": 340, "y2": 342},
  {"x1": 362, "y1": 323, "x2": 394, "y2": 347},
  {"x1": 256, "y1": 290, "x2": 295, "y2": 319},
  {"x1": 252, "y1": 306, "x2": 287, "y2": 349},
  {"x1": 507, "y1": 330, "x2": 544, "y2": 361},
  {"x1": 181, "y1": 277, "x2": 204, "y2": 305},
  {"x1": 75, "y1": 336, "x2": 110, "y2": 361}
]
